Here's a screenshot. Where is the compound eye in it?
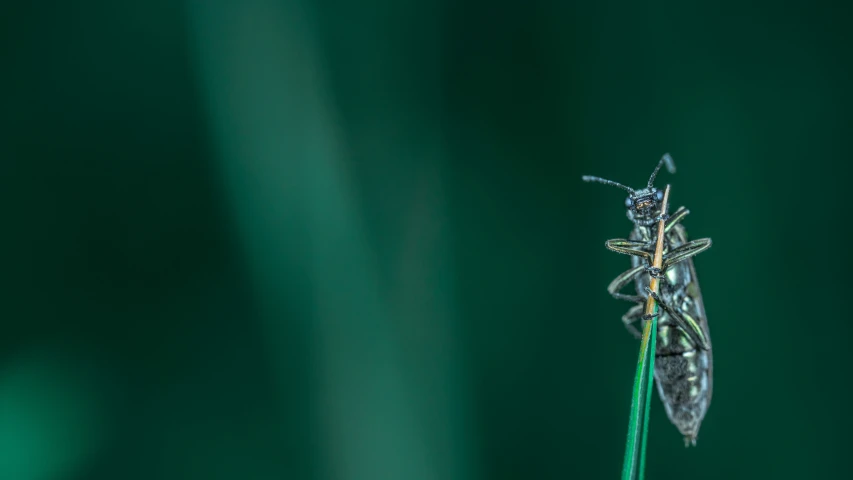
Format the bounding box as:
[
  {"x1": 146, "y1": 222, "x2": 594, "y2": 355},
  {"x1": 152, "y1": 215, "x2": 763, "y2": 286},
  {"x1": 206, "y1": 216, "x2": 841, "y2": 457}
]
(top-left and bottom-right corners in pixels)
[
  {"x1": 654, "y1": 190, "x2": 664, "y2": 201},
  {"x1": 625, "y1": 196, "x2": 634, "y2": 208}
]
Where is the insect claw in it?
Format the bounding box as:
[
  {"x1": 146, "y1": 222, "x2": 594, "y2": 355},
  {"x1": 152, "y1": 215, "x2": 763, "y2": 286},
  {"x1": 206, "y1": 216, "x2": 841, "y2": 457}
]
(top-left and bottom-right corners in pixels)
[
  {"x1": 641, "y1": 312, "x2": 659, "y2": 321},
  {"x1": 644, "y1": 265, "x2": 666, "y2": 280}
]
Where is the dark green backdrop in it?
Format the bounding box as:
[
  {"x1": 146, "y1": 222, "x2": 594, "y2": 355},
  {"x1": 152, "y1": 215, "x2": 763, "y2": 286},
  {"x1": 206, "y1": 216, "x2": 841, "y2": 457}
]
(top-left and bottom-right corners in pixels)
[{"x1": 3, "y1": 1, "x2": 851, "y2": 479}]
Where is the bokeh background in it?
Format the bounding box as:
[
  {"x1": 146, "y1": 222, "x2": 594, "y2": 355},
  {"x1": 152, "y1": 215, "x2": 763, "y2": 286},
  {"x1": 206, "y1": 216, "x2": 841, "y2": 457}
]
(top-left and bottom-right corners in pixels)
[{"x1": 3, "y1": 1, "x2": 851, "y2": 479}]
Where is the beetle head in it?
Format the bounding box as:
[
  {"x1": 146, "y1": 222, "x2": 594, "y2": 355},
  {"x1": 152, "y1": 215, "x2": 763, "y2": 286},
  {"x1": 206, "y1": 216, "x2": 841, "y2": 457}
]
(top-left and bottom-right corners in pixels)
[{"x1": 582, "y1": 153, "x2": 676, "y2": 227}]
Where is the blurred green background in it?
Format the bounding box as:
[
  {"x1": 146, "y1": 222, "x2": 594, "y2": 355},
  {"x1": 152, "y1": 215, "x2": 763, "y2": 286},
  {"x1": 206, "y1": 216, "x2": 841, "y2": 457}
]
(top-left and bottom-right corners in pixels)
[{"x1": 2, "y1": 1, "x2": 851, "y2": 479}]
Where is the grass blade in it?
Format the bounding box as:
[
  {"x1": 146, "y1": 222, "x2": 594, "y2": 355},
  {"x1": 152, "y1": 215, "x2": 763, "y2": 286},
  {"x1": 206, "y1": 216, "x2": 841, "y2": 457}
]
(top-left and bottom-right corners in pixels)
[
  {"x1": 621, "y1": 185, "x2": 671, "y2": 480},
  {"x1": 638, "y1": 312, "x2": 657, "y2": 480},
  {"x1": 621, "y1": 310, "x2": 657, "y2": 480}
]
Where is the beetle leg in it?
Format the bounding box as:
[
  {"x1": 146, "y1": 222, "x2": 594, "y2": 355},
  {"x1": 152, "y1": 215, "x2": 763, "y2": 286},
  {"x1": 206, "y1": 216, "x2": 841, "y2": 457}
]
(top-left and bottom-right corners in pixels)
[
  {"x1": 621, "y1": 304, "x2": 646, "y2": 339},
  {"x1": 645, "y1": 287, "x2": 710, "y2": 350},
  {"x1": 662, "y1": 238, "x2": 712, "y2": 270},
  {"x1": 604, "y1": 239, "x2": 653, "y2": 262},
  {"x1": 607, "y1": 265, "x2": 646, "y2": 303},
  {"x1": 664, "y1": 206, "x2": 690, "y2": 233}
]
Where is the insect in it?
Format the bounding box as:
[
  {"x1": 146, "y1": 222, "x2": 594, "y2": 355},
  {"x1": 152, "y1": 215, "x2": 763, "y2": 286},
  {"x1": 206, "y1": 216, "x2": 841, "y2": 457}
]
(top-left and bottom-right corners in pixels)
[{"x1": 583, "y1": 154, "x2": 713, "y2": 446}]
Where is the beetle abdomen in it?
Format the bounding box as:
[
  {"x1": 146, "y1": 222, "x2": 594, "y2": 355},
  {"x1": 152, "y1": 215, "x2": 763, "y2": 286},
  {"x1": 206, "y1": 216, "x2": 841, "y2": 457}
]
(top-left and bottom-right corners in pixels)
[{"x1": 655, "y1": 348, "x2": 711, "y2": 446}]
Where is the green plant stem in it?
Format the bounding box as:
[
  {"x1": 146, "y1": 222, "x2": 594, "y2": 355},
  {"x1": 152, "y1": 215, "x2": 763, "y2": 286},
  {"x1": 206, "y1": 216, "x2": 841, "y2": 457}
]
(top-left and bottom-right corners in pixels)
[
  {"x1": 621, "y1": 309, "x2": 657, "y2": 480},
  {"x1": 621, "y1": 184, "x2": 670, "y2": 480},
  {"x1": 638, "y1": 312, "x2": 657, "y2": 480}
]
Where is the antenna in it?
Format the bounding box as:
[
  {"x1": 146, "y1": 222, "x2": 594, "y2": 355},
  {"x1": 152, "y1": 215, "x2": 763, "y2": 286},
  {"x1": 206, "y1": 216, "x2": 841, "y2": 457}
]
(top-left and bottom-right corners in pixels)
[
  {"x1": 647, "y1": 153, "x2": 676, "y2": 188},
  {"x1": 582, "y1": 176, "x2": 635, "y2": 194}
]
